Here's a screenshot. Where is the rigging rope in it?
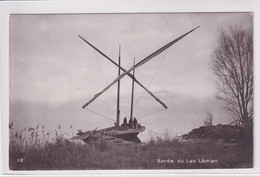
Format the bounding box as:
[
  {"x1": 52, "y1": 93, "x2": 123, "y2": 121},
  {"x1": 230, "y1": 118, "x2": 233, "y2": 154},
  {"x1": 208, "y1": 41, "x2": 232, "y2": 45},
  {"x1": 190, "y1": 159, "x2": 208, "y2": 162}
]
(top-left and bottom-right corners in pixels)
[
  {"x1": 139, "y1": 108, "x2": 165, "y2": 119},
  {"x1": 130, "y1": 49, "x2": 169, "y2": 120},
  {"x1": 124, "y1": 49, "x2": 169, "y2": 120},
  {"x1": 94, "y1": 51, "x2": 117, "y2": 102},
  {"x1": 91, "y1": 47, "x2": 169, "y2": 120},
  {"x1": 143, "y1": 109, "x2": 167, "y2": 125},
  {"x1": 124, "y1": 50, "x2": 169, "y2": 118},
  {"x1": 85, "y1": 108, "x2": 115, "y2": 122},
  {"x1": 133, "y1": 49, "x2": 169, "y2": 109},
  {"x1": 94, "y1": 51, "x2": 128, "y2": 117}
]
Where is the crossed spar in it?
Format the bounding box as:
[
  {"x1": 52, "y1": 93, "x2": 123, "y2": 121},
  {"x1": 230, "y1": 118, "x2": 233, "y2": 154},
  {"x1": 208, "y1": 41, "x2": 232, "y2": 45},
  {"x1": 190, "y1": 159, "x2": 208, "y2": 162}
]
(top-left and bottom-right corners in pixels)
[
  {"x1": 78, "y1": 35, "x2": 167, "y2": 109},
  {"x1": 79, "y1": 26, "x2": 200, "y2": 109}
]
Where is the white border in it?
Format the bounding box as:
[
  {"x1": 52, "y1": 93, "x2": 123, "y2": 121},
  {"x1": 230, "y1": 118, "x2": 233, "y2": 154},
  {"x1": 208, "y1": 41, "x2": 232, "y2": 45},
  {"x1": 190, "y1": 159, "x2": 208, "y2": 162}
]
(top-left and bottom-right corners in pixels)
[{"x1": 0, "y1": 0, "x2": 260, "y2": 176}]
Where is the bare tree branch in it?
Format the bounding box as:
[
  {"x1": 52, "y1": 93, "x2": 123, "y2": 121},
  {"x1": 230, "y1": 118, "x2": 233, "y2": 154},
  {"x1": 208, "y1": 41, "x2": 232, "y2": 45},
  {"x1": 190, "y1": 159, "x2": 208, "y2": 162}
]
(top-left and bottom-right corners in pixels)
[{"x1": 210, "y1": 25, "x2": 253, "y2": 133}]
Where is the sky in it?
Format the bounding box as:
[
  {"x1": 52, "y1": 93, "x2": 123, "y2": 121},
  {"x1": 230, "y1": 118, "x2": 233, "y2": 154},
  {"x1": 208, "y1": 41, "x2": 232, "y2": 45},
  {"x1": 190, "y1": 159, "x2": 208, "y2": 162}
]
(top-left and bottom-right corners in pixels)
[{"x1": 9, "y1": 13, "x2": 253, "y2": 141}]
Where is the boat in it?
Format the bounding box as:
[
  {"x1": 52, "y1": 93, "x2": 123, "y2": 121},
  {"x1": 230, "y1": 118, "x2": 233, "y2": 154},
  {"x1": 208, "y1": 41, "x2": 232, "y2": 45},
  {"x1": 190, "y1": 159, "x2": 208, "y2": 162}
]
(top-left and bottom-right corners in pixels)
[{"x1": 71, "y1": 26, "x2": 199, "y2": 145}]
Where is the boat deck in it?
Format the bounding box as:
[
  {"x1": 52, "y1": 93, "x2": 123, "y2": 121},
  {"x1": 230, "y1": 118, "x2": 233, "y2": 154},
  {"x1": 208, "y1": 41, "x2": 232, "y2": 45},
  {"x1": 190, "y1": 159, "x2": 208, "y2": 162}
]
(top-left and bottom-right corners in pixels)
[{"x1": 71, "y1": 125, "x2": 145, "y2": 144}]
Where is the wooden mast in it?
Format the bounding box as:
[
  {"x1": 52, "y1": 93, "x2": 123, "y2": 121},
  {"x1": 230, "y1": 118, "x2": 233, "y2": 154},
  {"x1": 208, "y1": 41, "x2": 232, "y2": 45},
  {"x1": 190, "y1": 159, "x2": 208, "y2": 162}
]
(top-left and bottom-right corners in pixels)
[
  {"x1": 116, "y1": 45, "x2": 121, "y2": 127},
  {"x1": 130, "y1": 58, "x2": 135, "y2": 120}
]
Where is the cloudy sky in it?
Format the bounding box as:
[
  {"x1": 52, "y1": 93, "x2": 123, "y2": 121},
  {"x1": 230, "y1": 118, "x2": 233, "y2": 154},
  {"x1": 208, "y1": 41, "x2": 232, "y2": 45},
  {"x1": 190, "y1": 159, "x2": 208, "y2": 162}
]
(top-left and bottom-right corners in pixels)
[{"x1": 9, "y1": 13, "x2": 253, "y2": 140}]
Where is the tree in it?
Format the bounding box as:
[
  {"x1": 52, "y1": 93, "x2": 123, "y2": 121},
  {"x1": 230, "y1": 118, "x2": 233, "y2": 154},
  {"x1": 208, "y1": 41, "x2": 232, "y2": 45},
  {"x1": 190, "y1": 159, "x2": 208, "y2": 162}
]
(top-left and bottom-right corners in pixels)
[
  {"x1": 204, "y1": 111, "x2": 214, "y2": 127},
  {"x1": 211, "y1": 25, "x2": 253, "y2": 136}
]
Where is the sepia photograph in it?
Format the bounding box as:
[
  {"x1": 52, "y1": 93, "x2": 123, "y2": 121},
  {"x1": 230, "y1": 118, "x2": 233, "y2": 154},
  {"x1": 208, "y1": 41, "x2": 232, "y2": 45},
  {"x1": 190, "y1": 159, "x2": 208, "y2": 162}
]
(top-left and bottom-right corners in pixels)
[{"x1": 9, "y1": 13, "x2": 253, "y2": 170}]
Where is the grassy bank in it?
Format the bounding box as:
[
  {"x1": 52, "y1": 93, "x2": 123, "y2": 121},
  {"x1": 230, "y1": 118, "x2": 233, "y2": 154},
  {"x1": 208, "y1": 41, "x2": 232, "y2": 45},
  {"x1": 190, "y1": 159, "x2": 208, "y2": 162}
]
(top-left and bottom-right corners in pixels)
[{"x1": 9, "y1": 124, "x2": 253, "y2": 170}]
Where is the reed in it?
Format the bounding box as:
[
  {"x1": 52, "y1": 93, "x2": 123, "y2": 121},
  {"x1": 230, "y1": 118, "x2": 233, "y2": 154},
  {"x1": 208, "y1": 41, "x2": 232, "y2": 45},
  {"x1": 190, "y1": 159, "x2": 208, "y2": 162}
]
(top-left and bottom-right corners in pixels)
[{"x1": 9, "y1": 123, "x2": 253, "y2": 170}]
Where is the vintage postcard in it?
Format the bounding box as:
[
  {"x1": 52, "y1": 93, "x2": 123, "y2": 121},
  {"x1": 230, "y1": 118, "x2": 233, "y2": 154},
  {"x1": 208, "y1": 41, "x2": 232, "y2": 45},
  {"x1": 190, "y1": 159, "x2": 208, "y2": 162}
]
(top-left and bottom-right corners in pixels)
[{"x1": 8, "y1": 12, "x2": 253, "y2": 171}]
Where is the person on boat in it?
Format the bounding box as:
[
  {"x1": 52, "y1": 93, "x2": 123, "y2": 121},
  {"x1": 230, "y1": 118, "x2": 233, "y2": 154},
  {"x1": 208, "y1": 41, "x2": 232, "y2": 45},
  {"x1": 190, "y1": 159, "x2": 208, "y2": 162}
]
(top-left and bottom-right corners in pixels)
[
  {"x1": 133, "y1": 117, "x2": 138, "y2": 129},
  {"x1": 123, "y1": 117, "x2": 127, "y2": 126},
  {"x1": 77, "y1": 129, "x2": 83, "y2": 135},
  {"x1": 129, "y1": 117, "x2": 133, "y2": 129}
]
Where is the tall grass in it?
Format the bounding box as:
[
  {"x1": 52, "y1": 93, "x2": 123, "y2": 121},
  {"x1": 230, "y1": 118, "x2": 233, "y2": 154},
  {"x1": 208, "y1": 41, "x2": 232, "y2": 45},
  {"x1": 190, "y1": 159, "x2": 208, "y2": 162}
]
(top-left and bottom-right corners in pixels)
[{"x1": 9, "y1": 123, "x2": 253, "y2": 170}]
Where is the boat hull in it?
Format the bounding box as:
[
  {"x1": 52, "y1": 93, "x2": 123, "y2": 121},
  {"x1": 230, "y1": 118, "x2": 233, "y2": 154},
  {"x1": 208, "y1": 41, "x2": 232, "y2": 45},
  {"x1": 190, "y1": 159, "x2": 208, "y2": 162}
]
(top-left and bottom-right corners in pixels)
[{"x1": 72, "y1": 125, "x2": 145, "y2": 144}]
